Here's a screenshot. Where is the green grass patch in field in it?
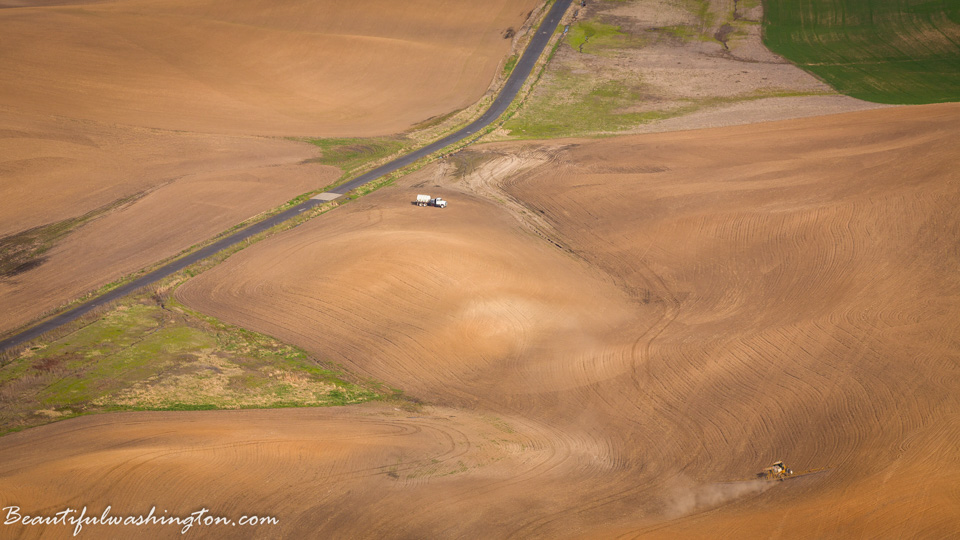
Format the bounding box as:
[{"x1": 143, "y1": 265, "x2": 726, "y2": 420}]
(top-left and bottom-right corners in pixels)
[
  {"x1": 566, "y1": 20, "x2": 630, "y2": 53},
  {"x1": 0, "y1": 287, "x2": 382, "y2": 435},
  {"x1": 503, "y1": 54, "x2": 519, "y2": 77},
  {"x1": 504, "y1": 67, "x2": 836, "y2": 139},
  {"x1": 504, "y1": 69, "x2": 667, "y2": 138},
  {"x1": 307, "y1": 137, "x2": 407, "y2": 177},
  {"x1": 763, "y1": 0, "x2": 960, "y2": 104}
]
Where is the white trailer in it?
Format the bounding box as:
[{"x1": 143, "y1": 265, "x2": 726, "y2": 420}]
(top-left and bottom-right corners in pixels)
[{"x1": 415, "y1": 194, "x2": 448, "y2": 208}]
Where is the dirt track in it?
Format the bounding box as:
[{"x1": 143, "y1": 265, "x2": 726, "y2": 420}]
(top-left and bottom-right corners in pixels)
[{"x1": 3, "y1": 104, "x2": 957, "y2": 537}]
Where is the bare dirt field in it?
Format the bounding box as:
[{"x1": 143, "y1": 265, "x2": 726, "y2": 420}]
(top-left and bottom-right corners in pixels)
[
  {"x1": 0, "y1": 0, "x2": 538, "y2": 137},
  {"x1": 0, "y1": 0, "x2": 538, "y2": 334},
  {"x1": 0, "y1": 106, "x2": 339, "y2": 333},
  {"x1": 0, "y1": 405, "x2": 594, "y2": 539},
  {"x1": 3, "y1": 103, "x2": 956, "y2": 537},
  {"x1": 0, "y1": 151, "x2": 338, "y2": 333},
  {"x1": 0, "y1": 109, "x2": 330, "y2": 238}
]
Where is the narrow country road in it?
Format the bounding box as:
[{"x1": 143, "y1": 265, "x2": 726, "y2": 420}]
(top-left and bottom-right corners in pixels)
[{"x1": 0, "y1": 0, "x2": 573, "y2": 352}]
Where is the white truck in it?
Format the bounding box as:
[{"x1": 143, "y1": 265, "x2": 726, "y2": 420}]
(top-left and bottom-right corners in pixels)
[{"x1": 415, "y1": 194, "x2": 447, "y2": 208}]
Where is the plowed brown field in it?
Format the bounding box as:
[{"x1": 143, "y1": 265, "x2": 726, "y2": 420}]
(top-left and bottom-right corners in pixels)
[
  {"x1": 0, "y1": 150, "x2": 338, "y2": 333},
  {"x1": 0, "y1": 106, "x2": 344, "y2": 333},
  {"x1": 0, "y1": 109, "x2": 328, "y2": 238},
  {"x1": 0, "y1": 0, "x2": 537, "y2": 137},
  {"x1": 2, "y1": 104, "x2": 958, "y2": 538}
]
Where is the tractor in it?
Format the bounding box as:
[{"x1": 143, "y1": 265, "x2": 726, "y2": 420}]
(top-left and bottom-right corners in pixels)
[{"x1": 757, "y1": 461, "x2": 794, "y2": 481}]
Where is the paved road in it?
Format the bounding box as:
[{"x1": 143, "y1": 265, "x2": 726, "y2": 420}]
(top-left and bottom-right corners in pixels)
[
  {"x1": 333, "y1": 0, "x2": 573, "y2": 194},
  {"x1": 0, "y1": 0, "x2": 573, "y2": 352}
]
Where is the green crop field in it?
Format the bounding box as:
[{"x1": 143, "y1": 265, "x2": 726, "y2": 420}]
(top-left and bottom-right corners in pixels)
[{"x1": 763, "y1": 0, "x2": 960, "y2": 104}]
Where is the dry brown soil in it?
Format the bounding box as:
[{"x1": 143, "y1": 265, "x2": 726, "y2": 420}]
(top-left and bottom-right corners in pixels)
[
  {"x1": 0, "y1": 0, "x2": 538, "y2": 137},
  {"x1": 0, "y1": 146, "x2": 337, "y2": 333},
  {"x1": 0, "y1": 106, "x2": 344, "y2": 332},
  {"x1": 0, "y1": 0, "x2": 537, "y2": 334},
  {"x1": 3, "y1": 103, "x2": 957, "y2": 537},
  {"x1": 0, "y1": 110, "x2": 330, "y2": 238}
]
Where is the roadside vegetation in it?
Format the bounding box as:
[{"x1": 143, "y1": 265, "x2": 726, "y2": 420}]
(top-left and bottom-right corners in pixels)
[
  {"x1": 503, "y1": 17, "x2": 653, "y2": 138},
  {"x1": 0, "y1": 277, "x2": 387, "y2": 436},
  {"x1": 503, "y1": 54, "x2": 519, "y2": 77},
  {"x1": 764, "y1": 0, "x2": 960, "y2": 103},
  {"x1": 307, "y1": 136, "x2": 409, "y2": 183},
  {"x1": 504, "y1": 69, "x2": 665, "y2": 138},
  {"x1": 566, "y1": 20, "x2": 629, "y2": 53}
]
